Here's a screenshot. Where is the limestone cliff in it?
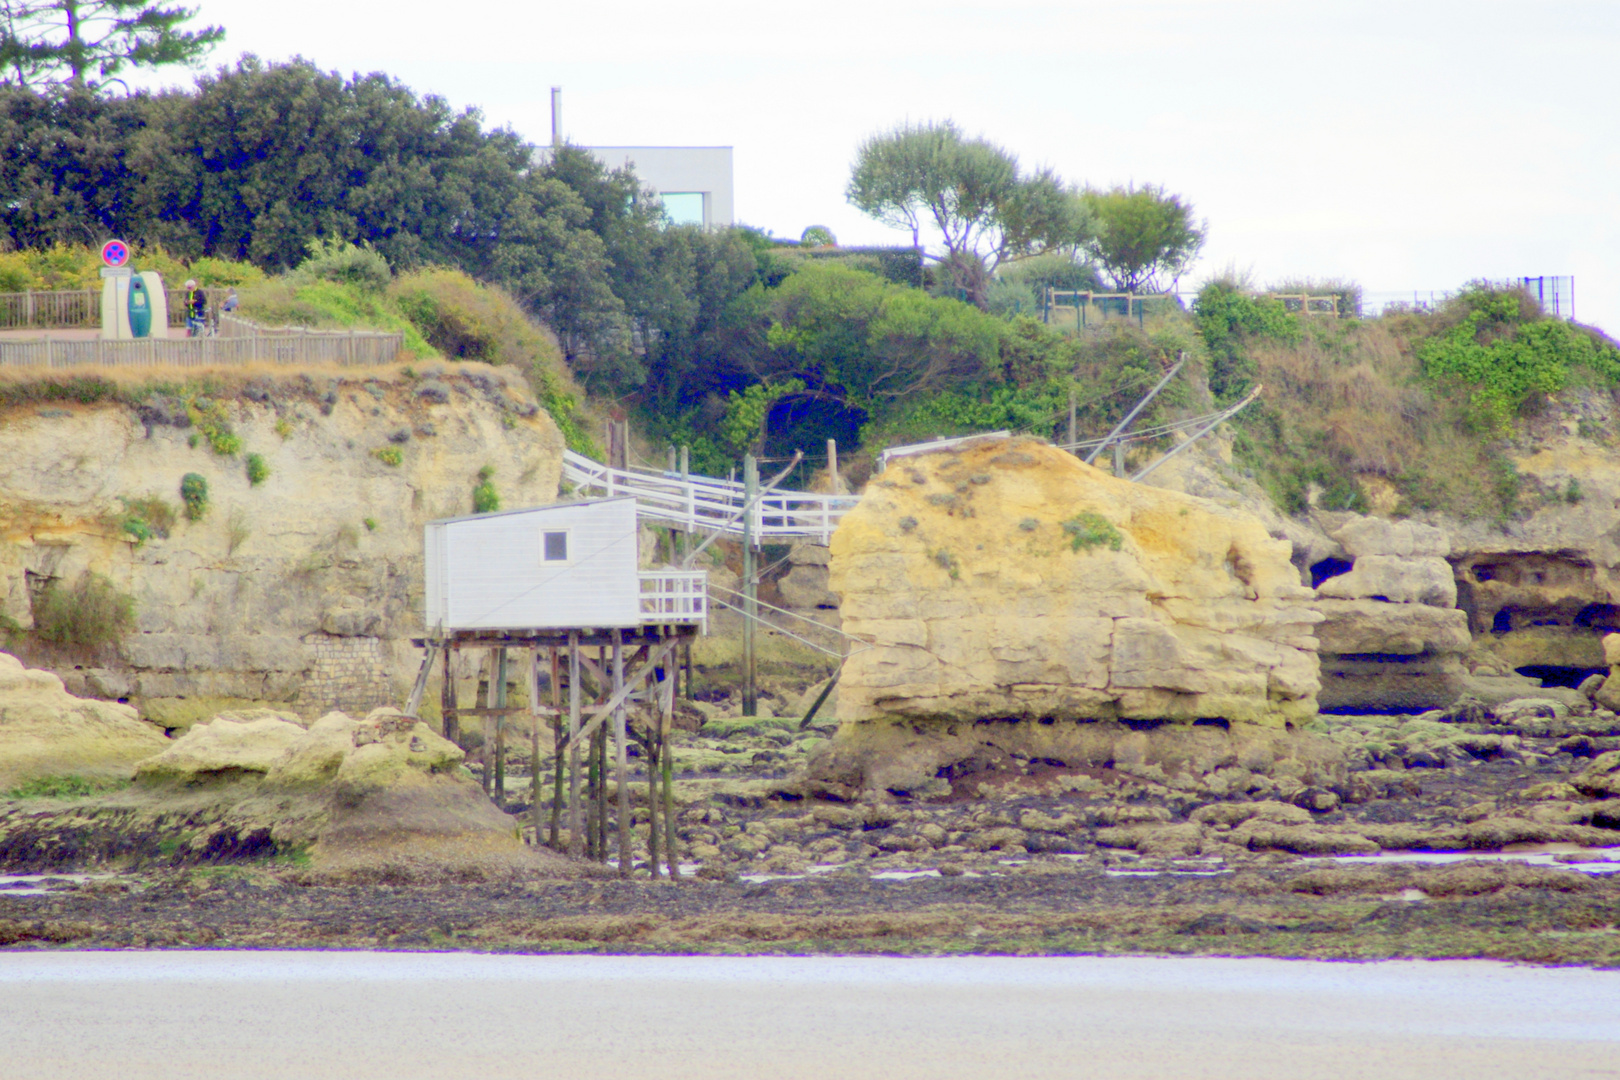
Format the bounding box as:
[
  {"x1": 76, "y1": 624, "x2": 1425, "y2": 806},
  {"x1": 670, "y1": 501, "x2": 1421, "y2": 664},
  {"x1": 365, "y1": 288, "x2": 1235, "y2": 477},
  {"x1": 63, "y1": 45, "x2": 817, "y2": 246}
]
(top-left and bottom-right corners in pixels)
[
  {"x1": 828, "y1": 437, "x2": 1321, "y2": 727},
  {"x1": 0, "y1": 363, "x2": 563, "y2": 717}
]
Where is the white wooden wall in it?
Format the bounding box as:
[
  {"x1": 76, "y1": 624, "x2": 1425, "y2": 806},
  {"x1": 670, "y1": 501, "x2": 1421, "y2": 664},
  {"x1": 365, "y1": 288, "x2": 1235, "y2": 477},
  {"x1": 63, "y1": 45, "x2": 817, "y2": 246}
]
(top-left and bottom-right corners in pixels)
[{"x1": 424, "y1": 498, "x2": 641, "y2": 630}]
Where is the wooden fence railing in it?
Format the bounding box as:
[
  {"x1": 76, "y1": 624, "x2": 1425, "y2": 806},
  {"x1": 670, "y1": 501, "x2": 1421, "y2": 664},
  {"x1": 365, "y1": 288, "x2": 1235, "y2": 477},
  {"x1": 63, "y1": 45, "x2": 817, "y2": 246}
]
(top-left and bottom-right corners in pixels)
[
  {"x1": 0, "y1": 294, "x2": 404, "y2": 369},
  {"x1": 0, "y1": 288, "x2": 188, "y2": 329}
]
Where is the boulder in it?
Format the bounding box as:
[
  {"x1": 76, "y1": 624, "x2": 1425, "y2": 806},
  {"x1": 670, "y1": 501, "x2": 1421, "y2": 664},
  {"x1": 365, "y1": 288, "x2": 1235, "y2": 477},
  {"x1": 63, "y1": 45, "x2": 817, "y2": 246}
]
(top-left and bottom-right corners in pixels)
[
  {"x1": 828, "y1": 438, "x2": 1321, "y2": 727},
  {"x1": 1313, "y1": 599, "x2": 1471, "y2": 655},
  {"x1": 0, "y1": 651, "x2": 169, "y2": 790},
  {"x1": 1316, "y1": 555, "x2": 1457, "y2": 607},
  {"x1": 1330, "y1": 517, "x2": 1450, "y2": 558},
  {"x1": 134, "y1": 714, "x2": 307, "y2": 784}
]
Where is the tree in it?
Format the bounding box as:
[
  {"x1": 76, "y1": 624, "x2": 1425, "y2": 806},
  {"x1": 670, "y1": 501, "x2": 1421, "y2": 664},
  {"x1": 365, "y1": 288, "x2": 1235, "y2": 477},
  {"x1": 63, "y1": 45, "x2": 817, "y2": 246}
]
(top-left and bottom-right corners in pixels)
[
  {"x1": 1080, "y1": 183, "x2": 1205, "y2": 293},
  {"x1": 0, "y1": 0, "x2": 222, "y2": 92},
  {"x1": 846, "y1": 120, "x2": 1087, "y2": 308}
]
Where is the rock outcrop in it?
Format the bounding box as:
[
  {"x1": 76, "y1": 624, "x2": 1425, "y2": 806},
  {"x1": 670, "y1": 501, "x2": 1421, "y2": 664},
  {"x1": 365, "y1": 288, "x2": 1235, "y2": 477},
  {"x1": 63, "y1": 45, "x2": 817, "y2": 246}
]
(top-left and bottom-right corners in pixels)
[
  {"x1": 828, "y1": 437, "x2": 1321, "y2": 727},
  {"x1": 1312, "y1": 517, "x2": 1473, "y2": 711},
  {"x1": 0, "y1": 704, "x2": 566, "y2": 880},
  {"x1": 0, "y1": 651, "x2": 168, "y2": 789},
  {"x1": 0, "y1": 364, "x2": 564, "y2": 716}
]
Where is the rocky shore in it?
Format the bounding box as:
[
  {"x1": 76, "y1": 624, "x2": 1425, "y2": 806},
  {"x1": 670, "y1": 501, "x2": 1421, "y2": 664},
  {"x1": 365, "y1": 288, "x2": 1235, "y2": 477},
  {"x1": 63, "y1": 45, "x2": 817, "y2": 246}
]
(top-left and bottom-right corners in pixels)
[{"x1": 4, "y1": 672, "x2": 1619, "y2": 965}]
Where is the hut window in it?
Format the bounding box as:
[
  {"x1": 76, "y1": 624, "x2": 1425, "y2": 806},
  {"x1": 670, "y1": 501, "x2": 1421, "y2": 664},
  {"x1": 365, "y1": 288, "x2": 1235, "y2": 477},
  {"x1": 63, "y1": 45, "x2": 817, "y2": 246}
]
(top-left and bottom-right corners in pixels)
[{"x1": 541, "y1": 529, "x2": 570, "y2": 563}]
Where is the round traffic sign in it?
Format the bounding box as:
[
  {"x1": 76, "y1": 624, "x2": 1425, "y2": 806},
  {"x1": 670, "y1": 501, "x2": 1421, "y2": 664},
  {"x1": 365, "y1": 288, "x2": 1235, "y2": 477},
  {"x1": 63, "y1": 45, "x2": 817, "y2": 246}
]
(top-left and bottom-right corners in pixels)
[{"x1": 100, "y1": 239, "x2": 130, "y2": 268}]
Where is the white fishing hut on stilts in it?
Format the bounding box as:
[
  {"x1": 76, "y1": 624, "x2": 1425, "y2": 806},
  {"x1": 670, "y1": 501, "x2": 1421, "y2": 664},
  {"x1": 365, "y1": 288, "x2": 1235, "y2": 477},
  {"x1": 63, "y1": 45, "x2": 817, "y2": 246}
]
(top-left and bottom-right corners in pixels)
[{"x1": 408, "y1": 495, "x2": 706, "y2": 878}]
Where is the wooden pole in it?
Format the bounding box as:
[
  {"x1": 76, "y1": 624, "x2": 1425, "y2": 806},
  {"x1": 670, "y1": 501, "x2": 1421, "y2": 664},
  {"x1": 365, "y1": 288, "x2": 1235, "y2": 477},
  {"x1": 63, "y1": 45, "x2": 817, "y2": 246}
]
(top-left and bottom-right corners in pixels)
[
  {"x1": 662, "y1": 660, "x2": 680, "y2": 880},
  {"x1": 567, "y1": 631, "x2": 583, "y2": 857},
  {"x1": 481, "y1": 651, "x2": 496, "y2": 799},
  {"x1": 493, "y1": 647, "x2": 508, "y2": 807},
  {"x1": 549, "y1": 647, "x2": 563, "y2": 849},
  {"x1": 613, "y1": 631, "x2": 630, "y2": 878},
  {"x1": 742, "y1": 453, "x2": 758, "y2": 717},
  {"x1": 530, "y1": 647, "x2": 543, "y2": 840},
  {"x1": 646, "y1": 717, "x2": 661, "y2": 878},
  {"x1": 827, "y1": 438, "x2": 840, "y2": 494},
  {"x1": 440, "y1": 644, "x2": 458, "y2": 746},
  {"x1": 684, "y1": 641, "x2": 693, "y2": 702},
  {"x1": 594, "y1": 727, "x2": 608, "y2": 861}
]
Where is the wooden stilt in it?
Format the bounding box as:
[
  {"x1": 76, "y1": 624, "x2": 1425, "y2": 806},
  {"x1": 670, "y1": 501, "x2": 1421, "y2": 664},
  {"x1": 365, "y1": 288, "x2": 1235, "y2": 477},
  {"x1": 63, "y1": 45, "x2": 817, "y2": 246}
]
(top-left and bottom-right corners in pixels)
[
  {"x1": 567, "y1": 631, "x2": 583, "y2": 858},
  {"x1": 593, "y1": 727, "x2": 608, "y2": 862},
  {"x1": 482, "y1": 651, "x2": 497, "y2": 799},
  {"x1": 613, "y1": 631, "x2": 630, "y2": 878},
  {"x1": 440, "y1": 645, "x2": 458, "y2": 746},
  {"x1": 529, "y1": 647, "x2": 542, "y2": 841},
  {"x1": 493, "y1": 647, "x2": 508, "y2": 807},
  {"x1": 662, "y1": 656, "x2": 680, "y2": 880},
  {"x1": 549, "y1": 647, "x2": 562, "y2": 849},
  {"x1": 646, "y1": 728, "x2": 661, "y2": 878}
]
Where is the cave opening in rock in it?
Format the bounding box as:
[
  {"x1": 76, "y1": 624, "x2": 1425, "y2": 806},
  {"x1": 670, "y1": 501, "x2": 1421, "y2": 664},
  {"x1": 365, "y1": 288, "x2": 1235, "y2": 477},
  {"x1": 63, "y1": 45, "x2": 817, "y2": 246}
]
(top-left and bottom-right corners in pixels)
[
  {"x1": 1515, "y1": 665, "x2": 1607, "y2": 689},
  {"x1": 1575, "y1": 604, "x2": 1620, "y2": 632},
  {"x1": 1491, "y1": 609, "x2": 1514, "y2": 634},
  {"x1": 1309, "y1": 557, "x2": 1353, "y2": 589}
]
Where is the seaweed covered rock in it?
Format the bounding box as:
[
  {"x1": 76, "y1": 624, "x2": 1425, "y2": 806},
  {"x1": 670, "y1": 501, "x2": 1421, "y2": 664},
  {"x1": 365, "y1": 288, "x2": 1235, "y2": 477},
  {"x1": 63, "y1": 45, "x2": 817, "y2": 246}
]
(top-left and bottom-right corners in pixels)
[
  {"x1": 828, "y1": 438, "x2": 1321, "y2": 727},
  {"x1": 4, "y1": 705, "x2": 567, "y2": 881},
  {"x1": 0, "y1": 651, "x2": 168, "y2": 790}
]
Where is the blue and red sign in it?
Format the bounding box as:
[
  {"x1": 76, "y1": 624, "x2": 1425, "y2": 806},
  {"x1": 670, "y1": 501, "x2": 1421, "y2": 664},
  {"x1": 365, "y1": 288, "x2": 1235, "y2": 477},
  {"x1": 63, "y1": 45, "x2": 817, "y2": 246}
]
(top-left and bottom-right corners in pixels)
[{"x1": 100, "y1": 239, "x2": 130, "y2": 268}]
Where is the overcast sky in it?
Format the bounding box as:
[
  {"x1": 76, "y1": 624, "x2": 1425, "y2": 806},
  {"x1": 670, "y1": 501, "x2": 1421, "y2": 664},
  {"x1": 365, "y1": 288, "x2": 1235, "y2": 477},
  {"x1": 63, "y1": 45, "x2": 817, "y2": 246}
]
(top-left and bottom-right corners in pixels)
[{"x1": 152, "y1": 0, "x2": 1619, "y2": 332}]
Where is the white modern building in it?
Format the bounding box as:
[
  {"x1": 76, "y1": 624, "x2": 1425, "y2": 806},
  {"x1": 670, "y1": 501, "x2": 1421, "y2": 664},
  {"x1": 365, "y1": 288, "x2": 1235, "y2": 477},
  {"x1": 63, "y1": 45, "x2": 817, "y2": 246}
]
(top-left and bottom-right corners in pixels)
[{"x1": 586, "y1": 146, "x2": 734, "y2": 229}]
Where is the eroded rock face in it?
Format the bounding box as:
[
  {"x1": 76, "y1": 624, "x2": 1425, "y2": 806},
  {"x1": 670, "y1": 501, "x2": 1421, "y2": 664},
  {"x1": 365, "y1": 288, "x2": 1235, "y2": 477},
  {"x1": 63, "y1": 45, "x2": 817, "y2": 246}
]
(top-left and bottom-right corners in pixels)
[
  {"x1": 0, "y1": 365, "x2": 564, "y2": 714},
  {"x1": 828, "y1": 438, "x2": 1321, "y2": 727},
  {"x1": 0, "y1": 651, "x2": 168, "y2": 789}
]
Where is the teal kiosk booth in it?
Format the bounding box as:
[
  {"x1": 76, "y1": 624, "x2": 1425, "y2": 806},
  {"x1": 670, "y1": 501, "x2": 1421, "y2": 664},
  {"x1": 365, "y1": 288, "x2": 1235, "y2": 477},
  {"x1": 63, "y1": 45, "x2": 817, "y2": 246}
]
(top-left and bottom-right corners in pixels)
[{"x1": 127, "y1": 273, "x2": 152, "y2": 338}]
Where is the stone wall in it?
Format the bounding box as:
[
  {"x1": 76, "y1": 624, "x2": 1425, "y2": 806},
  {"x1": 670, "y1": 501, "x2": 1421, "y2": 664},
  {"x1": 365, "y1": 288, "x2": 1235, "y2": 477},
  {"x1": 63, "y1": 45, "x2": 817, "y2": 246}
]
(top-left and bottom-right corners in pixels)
[{"x1": 296, "y1": 633, "x2": 394, "y2": 715}]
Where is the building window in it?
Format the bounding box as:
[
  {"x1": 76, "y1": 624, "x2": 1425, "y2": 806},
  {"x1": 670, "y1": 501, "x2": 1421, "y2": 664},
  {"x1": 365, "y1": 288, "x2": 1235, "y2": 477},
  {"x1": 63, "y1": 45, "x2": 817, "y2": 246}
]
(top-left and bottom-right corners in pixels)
[
  {"x1": 660, "y1": 192, "x2": 705, "y2": 227},
  {"x1": 541, "y1": 529, "x2": 570, "y2": 564}
]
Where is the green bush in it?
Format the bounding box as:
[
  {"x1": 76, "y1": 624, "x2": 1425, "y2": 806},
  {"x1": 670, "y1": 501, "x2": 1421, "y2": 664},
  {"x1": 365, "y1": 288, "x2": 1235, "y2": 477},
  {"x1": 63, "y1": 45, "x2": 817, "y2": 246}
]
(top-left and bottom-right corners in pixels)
[
  {"x1": 117, "y1": 495, "x2": 177, "y2": 547},
  {"x1": 473, "y1": 476, "x2": 501, "y2": 514},
  {"x1": 372, "y1": 446, "x2": 403, "y2": 467},
  {"x1": 30, "y1": 572, "x2": 136, "y2": 652},
  {"x1": 179, "y1": 473, "x2": 209, "y2": 520},
  {"x1": 185, "y1": 396, "x2": 241, "y2": 455},
  {"x1": 1062, "y1": 511, "x2": 1123, "y2": 552},
  {"x1": 245, "y1": 452, "x2": 271, "y2": 486},
  {"x1": 1418, "y1": 283, "x2": 1620, "y2": 433},
  {"x1": 1193, "y1": 282, "x2": 1298, "y2": 401},
  {"x1": 293, "y1": 239, "x2": 391, "y2": 291}
]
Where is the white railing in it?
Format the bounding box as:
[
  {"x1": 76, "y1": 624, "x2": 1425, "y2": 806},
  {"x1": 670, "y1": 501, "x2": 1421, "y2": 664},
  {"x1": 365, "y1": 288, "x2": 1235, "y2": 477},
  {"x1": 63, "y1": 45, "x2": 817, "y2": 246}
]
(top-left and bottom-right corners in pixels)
[
  {"x1": 563, "y1": 450, "x2": 860, "y2": 544},
  {"x1": 638, "y1": 570, "x2": 708, "y2": 627}
]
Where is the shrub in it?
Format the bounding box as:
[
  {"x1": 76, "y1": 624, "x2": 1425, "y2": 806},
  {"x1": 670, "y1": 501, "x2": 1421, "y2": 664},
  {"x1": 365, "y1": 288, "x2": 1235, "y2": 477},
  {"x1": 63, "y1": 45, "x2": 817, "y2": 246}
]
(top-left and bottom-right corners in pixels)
[
  {"x1": 245, "y1": 452, "x2": 271, "y2": 486},
  {"x1": 117, "y1": 495, "x2": 177, "y2": 547},
  {"x1": 293, "y1": 239, "x2": 391, "y2": 291},
  {"x1": 372, "y1": 446, "x2": 403, "y2": 467},
  {"x1": 473, "y1": 476, "x2": 501, "y2": 514},
  {"x1": 1417, "y1": 283, "x2": 1620, "y2": 434},
  {"x1": 186, "y1": 396, "x2": 240, "y2": 455},
  {"x1": 1062, "y1": 511, "x2": 1123, "y2": 552},
  {"x1": 30, "y1": 572, "x2": 137, "y2": 652},
  {"x1": 179, "y1": 473, "x2": 209, "y2": 520}
]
